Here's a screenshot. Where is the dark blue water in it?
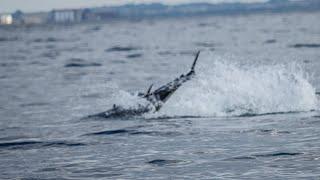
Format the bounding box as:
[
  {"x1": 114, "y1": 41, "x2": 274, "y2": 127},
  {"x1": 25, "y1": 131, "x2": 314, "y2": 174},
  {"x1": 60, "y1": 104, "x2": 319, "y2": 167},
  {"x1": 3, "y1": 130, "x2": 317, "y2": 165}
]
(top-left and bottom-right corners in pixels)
[{"x1": 0, "y1": 12, "x2": 320, "y2": 179}]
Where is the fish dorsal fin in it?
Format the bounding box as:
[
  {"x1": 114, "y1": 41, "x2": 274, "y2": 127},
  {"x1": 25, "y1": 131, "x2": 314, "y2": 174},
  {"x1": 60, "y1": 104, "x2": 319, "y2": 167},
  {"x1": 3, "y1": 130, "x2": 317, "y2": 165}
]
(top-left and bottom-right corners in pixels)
[
  {"x1": 190, "y1": 51, "x2": 201, "y2": 72},
  {"x1": 145, "y1": 84, "x2": 153, "y2": 96}
]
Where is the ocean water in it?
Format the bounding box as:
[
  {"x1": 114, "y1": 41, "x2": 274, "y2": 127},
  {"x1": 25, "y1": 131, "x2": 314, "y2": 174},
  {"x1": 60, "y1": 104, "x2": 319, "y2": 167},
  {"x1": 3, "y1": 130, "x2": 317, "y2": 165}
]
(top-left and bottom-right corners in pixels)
[{"x1": 0, "y1": 11, "x2": 320, "y2": 179}]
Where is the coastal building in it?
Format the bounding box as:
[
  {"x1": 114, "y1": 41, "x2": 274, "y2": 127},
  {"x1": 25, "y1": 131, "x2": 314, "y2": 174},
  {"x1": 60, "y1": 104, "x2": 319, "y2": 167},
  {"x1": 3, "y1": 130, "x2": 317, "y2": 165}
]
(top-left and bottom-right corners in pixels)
[
  {"x1": 12, "y1": 10, "x2": 24, "y2": 25},
  {"x1": 0, "y1": 14, "x2": 13, "y2": 25},
  {"x1": 23, "y1": 12, "x2": 48, "y2": 25},
  {"x1": 82, "y1": 8, "x2": 101, "y2": 21},
  {"x1": 49, "y1": 9, "x2": 83, "y2": 23}
]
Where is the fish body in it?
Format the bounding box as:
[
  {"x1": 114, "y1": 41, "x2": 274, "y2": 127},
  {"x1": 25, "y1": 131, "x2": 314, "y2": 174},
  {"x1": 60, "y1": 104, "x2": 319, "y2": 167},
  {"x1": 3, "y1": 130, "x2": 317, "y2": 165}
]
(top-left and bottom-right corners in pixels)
[{"x1": 102, "y1": 51, "x2": 201, "y2": 118}]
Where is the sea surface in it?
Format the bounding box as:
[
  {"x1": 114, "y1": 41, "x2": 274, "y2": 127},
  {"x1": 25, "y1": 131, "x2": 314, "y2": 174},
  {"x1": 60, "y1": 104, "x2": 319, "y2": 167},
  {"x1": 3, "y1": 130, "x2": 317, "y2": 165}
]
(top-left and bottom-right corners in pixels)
[{"x1": 1, "y1": 12, "x2": 320, "y2": 179}]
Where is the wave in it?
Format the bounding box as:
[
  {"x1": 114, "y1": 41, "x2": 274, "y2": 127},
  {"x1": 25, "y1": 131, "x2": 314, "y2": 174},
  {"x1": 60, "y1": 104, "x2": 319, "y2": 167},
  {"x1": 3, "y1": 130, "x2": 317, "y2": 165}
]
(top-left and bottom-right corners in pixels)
[
  {"x1": 0, "y1": 140, "x2": 85, "y2": 150},
  {"x1": 0, "y1": 36, "x2": 20, "y2": 42},
  {"x1": 85, "y1": 128, "x2": 182, "y2": 137},
  {"x1": 64, "y1": 62, "x2": 102, "y2": 68},
  {"x1": 127, "y1": 53, "x2": 143, "y2": 59},
  {"x1": 147, "y1": 159, "x2": 187, "y2": 166},
  {"x1": 105, "y1": 46, "x2": 140, "y2": 52},
  {"x1": 226, "y1": 152, "x2": 303, "y2": 161},
  {"x1": 289, "y1": 43, "x2": 320, "y2": 48}
]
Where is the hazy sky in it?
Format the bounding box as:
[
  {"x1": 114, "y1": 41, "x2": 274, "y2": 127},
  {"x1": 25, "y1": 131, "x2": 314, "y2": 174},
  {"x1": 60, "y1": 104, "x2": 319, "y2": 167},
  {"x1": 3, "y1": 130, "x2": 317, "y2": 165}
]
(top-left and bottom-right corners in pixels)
[{"x1": 1, "y1": 0, "x2": 269, "y2": 13}]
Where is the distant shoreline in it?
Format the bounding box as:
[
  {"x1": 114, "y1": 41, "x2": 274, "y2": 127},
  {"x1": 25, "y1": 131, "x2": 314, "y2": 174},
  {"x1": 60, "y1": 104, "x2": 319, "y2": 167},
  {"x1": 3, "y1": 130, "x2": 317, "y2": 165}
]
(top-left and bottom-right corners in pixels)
[{"x1": 1, "y1": 1, "x2": 320, "y2": 26}]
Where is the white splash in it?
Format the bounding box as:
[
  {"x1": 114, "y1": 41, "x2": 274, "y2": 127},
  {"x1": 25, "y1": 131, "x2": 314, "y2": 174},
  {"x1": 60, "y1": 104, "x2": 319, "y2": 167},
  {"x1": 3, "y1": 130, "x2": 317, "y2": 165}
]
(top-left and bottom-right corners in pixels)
[
  {"x1": 109, "y1": 89, "x2": 150, "y2": 110},
  {"x1": 109, "y1": 52, "x2": 317, "y2": 117},
  {"x1": 154, "y1": 53, "x2": 317, "y2": 117}
]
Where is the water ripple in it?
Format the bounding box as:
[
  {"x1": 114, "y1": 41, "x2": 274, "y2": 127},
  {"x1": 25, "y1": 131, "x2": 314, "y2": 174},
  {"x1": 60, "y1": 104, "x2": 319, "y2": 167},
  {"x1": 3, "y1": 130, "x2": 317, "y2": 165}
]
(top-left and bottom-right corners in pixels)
[
  {"x1": 106, "y1": 46, "x2": 140, "y2": 52},
  {"x1": 0, "y1": 141, "x2": 86, "y2": 150},
  {"x1": 147, "y1": 159, "x2": 185, "y2": 166},
  {"x1": 289, "y1": 43, "x2": 320, "y2": 48},
  {"x1": 227, "y1": 152, "x2": 303, "y2": 161},
  {"x1": 86, "y1": 128, "x2": 182, "y2": 137}
]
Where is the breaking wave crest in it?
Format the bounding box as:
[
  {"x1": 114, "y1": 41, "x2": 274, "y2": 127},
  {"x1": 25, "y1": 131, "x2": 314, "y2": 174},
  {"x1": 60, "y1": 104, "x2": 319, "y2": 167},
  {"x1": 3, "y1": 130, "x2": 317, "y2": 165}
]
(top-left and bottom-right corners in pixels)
[{"x1": 109, "y1": 52, "x2": 318, "y2": 117}]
